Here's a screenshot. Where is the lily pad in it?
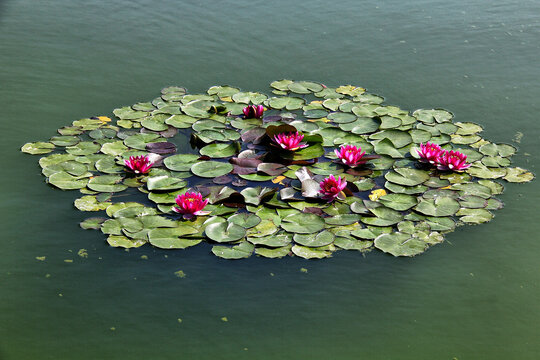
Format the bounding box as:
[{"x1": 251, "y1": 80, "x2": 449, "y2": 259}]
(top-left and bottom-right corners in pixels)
[
  {"x1": 414, "y1": 197, "x2": 460, "y2": 217},
  {"x1": 294, "y1": 230, "x2": 335, "y2": 247},
  {"x1": 191, "y1": 161, "x2": 233, "y2": 178},
  {"x1": 280, "y1": 213, "x2": 325, "y2": 234},
  {"x1": 291, "y1": 244, "x2": 333, "y2": 259},
  {"x1": 87, "y1": 175, "x2": 128, "y2": 193},
  {"x1": 374, "y1": 233, "x2": 427, "y2": 257},
  {"x1": 212, "y1": 241, "x2": 254, "y2": 259}
]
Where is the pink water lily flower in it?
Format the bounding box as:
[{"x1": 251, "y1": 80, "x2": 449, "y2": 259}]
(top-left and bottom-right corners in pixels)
[
  {"x1": 416, "y1": 142, "x2": 443, "y2": 165},
  {"x1": 335, "y1": 145, "x2": 366, "y2": 167},
  {"x1": 319, "y1": 175, "x2": 347, "y2": 202},
  {"x1": 272, "y1": 132, "x2": 308, "y2": 151},
  {"x1": 173, "y1": 192, "x2": 210, "y2": 218},
  {"x1": 243, "y1": 105, "x2": 264, "y2": 119},
  {"x1": 124, "y1": 155, "x2": 153, "y2": 174},
  {"x1": 437, "y1": 150, "x2": 471, "y2": 171}
]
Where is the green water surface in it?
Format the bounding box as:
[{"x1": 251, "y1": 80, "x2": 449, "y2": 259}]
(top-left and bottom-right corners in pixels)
[{"x1": 1, "y1": 0, "x2": 539, "y2": 359}]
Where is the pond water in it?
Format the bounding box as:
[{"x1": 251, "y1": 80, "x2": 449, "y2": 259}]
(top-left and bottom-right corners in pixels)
[{"x1": 1, "y1": 0, "x2": 540, "y2": 359}]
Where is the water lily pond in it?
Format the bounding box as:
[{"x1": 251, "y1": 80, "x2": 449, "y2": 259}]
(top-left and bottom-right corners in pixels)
[
  {"x1": 22, "y1": 81, "x2": 534, "y2": 259},
  {"x1": 3, "y1": 0, "x2": 540, "y2": 359}
]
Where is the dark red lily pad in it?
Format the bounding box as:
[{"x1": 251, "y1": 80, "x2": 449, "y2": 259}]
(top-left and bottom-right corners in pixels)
[
  {"x1": 159, "y1": 126, "x2": 179, "y2": 138},
  {"x1": 213, "y1": 175, "x2": 233, "y2": 184},
  {"x1": 303, "y1": 207, "x2": 325, "y2": 216},
  {"x1": 241, "y1": 127, "x2": 267, "y2": 144},
  {"x1": 262, "y1": 115, "x2": 283, "y2": 123},
  {"x1": 345, "y1": 168, "x2": 373, "y2": 177},
  {"x1": 231, "y1": 179, "x2": 248, "y2": 187},
  {"x1": 146, "y1": 141, "x2": 177, "y2": 154}
]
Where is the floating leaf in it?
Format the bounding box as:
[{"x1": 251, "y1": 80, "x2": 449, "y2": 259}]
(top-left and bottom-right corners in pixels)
[
  {"x1": 456, "y1": 208, "x2": 494, "y2": 224},
  {"x1": 107, "y1": 235, "x2": 146, "y2": 248},
  {"x1": 379, "y1": 193, "x2": 418, "y2": 211},
  {"x1": 255, "y1": 244, "x2": 292, "y2": 258},
  {"x1": 146, "y1": 175, "x2": 187, "y2": 191},
  {"x1": 414, "y1": 197, "x2": 460, "y2": 217},
  {"x1": 200, "y1": 142, "x2": 240, "y2": 158},
  {"x1": 163, "y1": 154, "x2": 200, "y2": 171},
  {"x1": 228, "y1": 213, "x2": 261, "y2": 229},
  {"x1": 504, "y1": 167, "x2": 535, "y2": 183},
  {"x1": 80, "y1": 217, "x2": 107, "y2": 230},
  {"x1": 74, "y1": 196, "x2": 110, "y2": 211},
  {"x1": 280, "y1": 213, "x2": 325, "y2": 234},
  {"x1": 212, "y1": 241, "x2": 254, "y2": 259},
  {"x1": 385, "y1": 168, "x2": 430, "y2": 186},
  {"x1": 191, "y1": 161, "x2": 233, "y2": 178},
  {"x1": 374, "y1": 233, "x2": 427, "y2": 257},
  {"x1": 205, "y1": 218, "x2": 246, "y2": 243},
  {"x1": 48, "y1": 171, "x2": 90, "y2": 190},
  {"x1": 88, "y1": 175, "x2": 128, "y2": 193}
]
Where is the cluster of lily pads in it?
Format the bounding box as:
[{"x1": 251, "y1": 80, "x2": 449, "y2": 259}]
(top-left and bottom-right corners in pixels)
[{"x1": 21, "y1": 80, "x2": 534, "y2": 259}]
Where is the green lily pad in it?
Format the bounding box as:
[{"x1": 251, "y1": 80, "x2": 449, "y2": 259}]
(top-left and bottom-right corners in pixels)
[
  {"x1": 163, "y1": 154, "x2": 200, "y2": 171},
  {"x1": 228, "y1": 213, "x2": 261, "y2": 229},
  {"x1": 205, "y1": 218, "x2": 246, "y2": 243},
  {"x1": 232, "y1": 91, "x2": 267, "y2": 104},
  {"x1": 280, "y1": 213, "x2": 326, "y2": 234},
  {"x1": 87, "y1": 175, "x2": 128, "y2": 193},
  {"x1": 270, "y1": 79, "x2": 294, "y2": 91},
  {"x1": 95, "y1": 157, "x2": 124, "y2": 174},
  {"x1": 200, "y1": 142, "x2": 239, "y2": 158},
  {"x1": 504, "y1": 167, "x2": 535, "y2": 183},
  {"x1": 240, "y1": 187, "x2": 276, "y2": 205},
  {"x1": 212, "y1": 241, "x2": 254, "y2": 259},
  {"x1": 255, "y1": 245, "x2": 292, "y2": 258},
  {"x1": 267, "y1": 96, "x2": 305, "y2": 110},
  {"x1": 246, "y1": 219, "x2": 279, "y2": 238},
  {"x1": 191, "y1": 161, "x2": 233, "y2": 178},
  {"x1": 385, "y1": 168, "x2": 430, "y2": 186},
  {"x1": 374, "y1": 233, "x2": 427, "y2": 257},
  {"x1": 456, "y1": 208, "x2": 494, "y2": 224},
  {"x1": 48, "y1": 171, "x2": 90, "y2": 190},
  {"x1": 107, "y1": 235, "x2": 146, "y2": 248},
  {"x1": 291, "y1": 244, "x2": 334, "y2": 259},
  {"x1": 294, "y1": 230, "x2": 335, "y2": 247},
  {"x1": 146, "y1": 175, "x2": 187, "y2": 191},
  {"x1": 42, "y1": 160, "x2": 88, "y2": 177},
  {"x1": 379, "y1": 193, "x2": 418, "y2": 211},
  {"x1": 248, "y1": 232, "x2": 292, "y2": 247},
  {"x1": 80, "y1": 217, "x2": 107, "y2": 230},
  {"x1": 288, "y1": 81, "x2": 324, "y2": 94},
  {"x1": 414, "y1": 197, "x2": 460, "y2": 217},
  {"x1": 74, "y1": 195, "x2": 111, "y2": 211},
  {"x1": 66, "y1": 141, "x2": 101, "y2": 156},
  {"x1": 50, "y1": 136, "x2": 80, "y2": 147}
]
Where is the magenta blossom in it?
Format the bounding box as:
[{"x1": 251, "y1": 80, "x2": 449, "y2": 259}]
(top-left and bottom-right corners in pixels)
[
  {"x1": 124, "y1": 155, "x2": 153, "y2": 174},
  {"x1": 272, "y1": 132, "x2": 308, "y2": 151},
  {"x1": 243, "y1": 105, "x2": 264, "y2": 119},
  {"x1": 437, "y1": 150, "x2": 471, "y2": 171},
  {"x1": 416, "y1": 142, "x2": 443, "y2": 165},
  {"x1": 319, "y1": 175, "x2": 347, "y2": 202},
  {"x1": 173, "y1": 192, "x2": 210, "y2": 218},
  {"x1": 335, "y1": 145, "x2": 366, "y2": 167}
]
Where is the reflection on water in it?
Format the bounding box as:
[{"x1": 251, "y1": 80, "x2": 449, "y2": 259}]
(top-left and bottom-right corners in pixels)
[{"x1": 1, "y1": 0, "x2": 539, "y2": 359}]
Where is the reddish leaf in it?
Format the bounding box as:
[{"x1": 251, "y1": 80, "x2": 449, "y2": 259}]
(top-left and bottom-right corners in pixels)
[
  {"x1": 232, "y1": 165, "x2": 257, "y2": 175},
  {"x1": 241, "y1": 128, "x2": 267, "y2": 144},
  {"x1": 146, "y1": 142, "x2": 176, "y2": 154},
  {"x1": 257, "y1": 163, "x2": 287, "y2": 176}
]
